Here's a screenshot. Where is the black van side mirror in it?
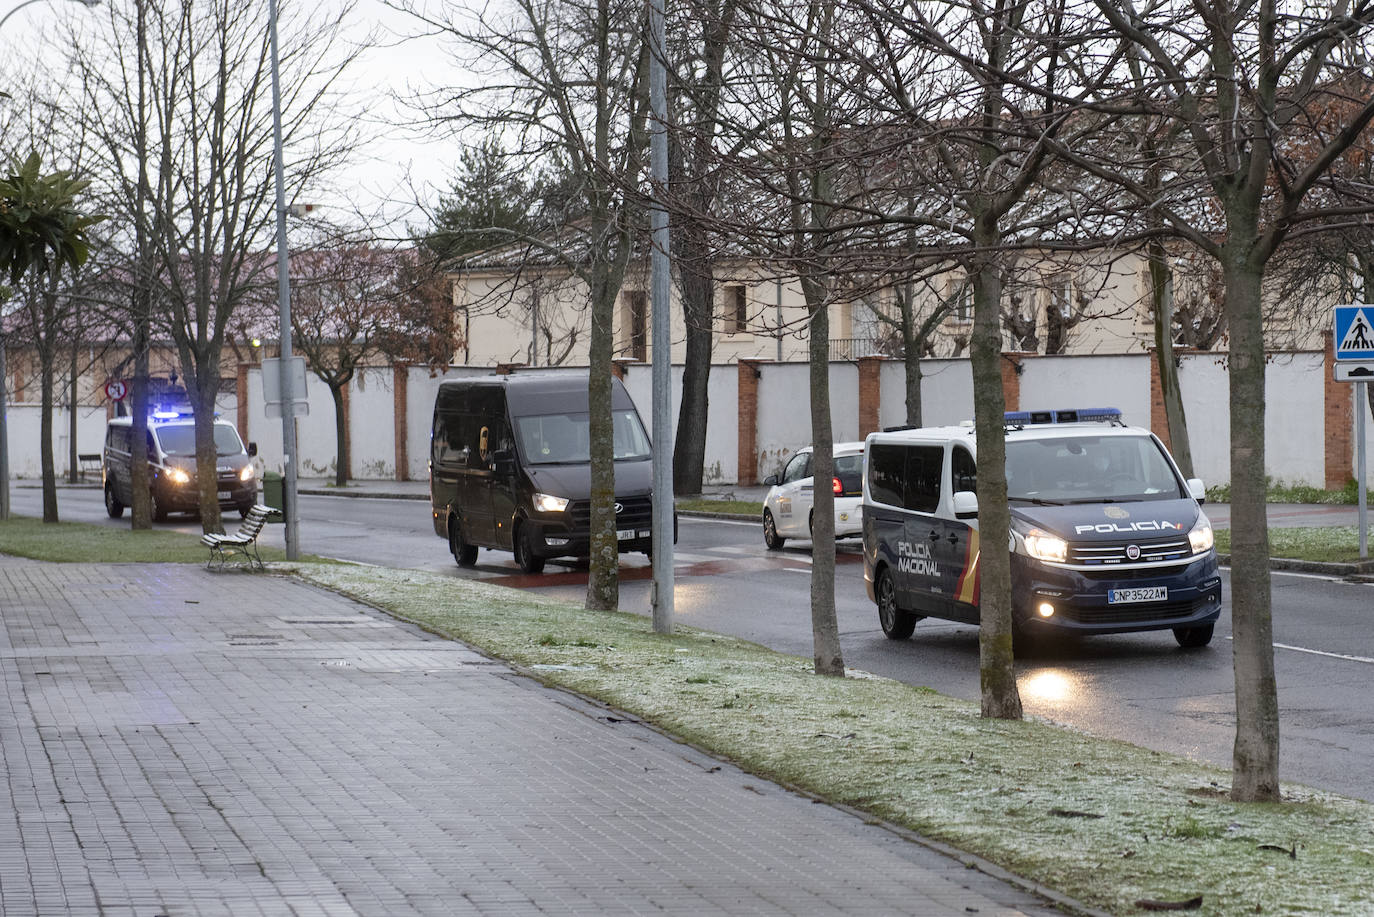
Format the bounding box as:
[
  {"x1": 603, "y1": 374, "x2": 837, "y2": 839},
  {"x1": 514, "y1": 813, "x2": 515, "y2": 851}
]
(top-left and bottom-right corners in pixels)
[
  {"x1": 492, "y1": 448, "x2": 516, "y2": 476},
  {"x1": 247, "y1": 442, "x2": 258, "y2": 457}
]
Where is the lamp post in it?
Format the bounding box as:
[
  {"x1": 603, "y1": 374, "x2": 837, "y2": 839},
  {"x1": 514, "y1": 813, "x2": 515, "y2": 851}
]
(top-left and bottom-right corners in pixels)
[
  {"x1": 267, "y1": 0, "x2": 298, "y2": 559},
  {"x1": 0, "y1": 0, "x2": 102, "y2": 521},
  {"x1": 0, "y1": 0, "x2": 98, "y2": 31}
]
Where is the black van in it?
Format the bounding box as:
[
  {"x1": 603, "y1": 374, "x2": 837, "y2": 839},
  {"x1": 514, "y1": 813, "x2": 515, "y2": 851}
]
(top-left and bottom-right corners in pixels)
[
  {"x1": 430, "y1": 372, "x2": 666, "y2": 573},
  {"x1": 103, "y1": 413, "x2": 258, "y2": 521}
]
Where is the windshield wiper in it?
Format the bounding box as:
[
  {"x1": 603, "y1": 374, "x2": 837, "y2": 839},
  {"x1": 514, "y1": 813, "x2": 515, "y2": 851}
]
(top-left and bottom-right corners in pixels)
[{"x1": 1008, "y1": 496, "x2": 1064, "y2": 506}]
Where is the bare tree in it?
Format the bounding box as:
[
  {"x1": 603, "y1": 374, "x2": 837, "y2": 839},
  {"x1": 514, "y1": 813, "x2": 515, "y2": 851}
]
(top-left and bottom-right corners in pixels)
[
  {"x1": 408, "y1": 0, "x2": 652, "y2": 610},
  {"x1": 1075, "y1": 0, "x2": 1374, "y2": 801},
  {"x1": 71, "y1": 0, "x2": 359, "y2": 534}
]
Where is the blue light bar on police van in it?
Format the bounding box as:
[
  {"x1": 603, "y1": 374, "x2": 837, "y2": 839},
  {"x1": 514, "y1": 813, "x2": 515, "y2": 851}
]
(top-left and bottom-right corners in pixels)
[{"x1": 1004, "y1": 407, "x2": 1122, "y2": 426}]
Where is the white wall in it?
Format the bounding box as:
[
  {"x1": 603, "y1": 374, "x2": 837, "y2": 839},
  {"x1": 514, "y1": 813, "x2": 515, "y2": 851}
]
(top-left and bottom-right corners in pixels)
[
  {"x1": 8, "y1": 352, "x2": 1331, "y2": 490},
  {"x1": 1020, "y1": 355, "x2": 1151, "y2": 426},
  {"x1": 2, "y1": 404, "x2": 109, "y2": 478}
]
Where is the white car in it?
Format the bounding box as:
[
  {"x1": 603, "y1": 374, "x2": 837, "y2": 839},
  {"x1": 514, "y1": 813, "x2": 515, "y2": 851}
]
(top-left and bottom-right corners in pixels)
[{"x1": 761, "y1": 442, "x2": 866, "y2": 549}]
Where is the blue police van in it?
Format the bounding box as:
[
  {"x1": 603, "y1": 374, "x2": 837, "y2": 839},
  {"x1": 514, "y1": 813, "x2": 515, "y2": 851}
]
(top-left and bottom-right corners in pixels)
[{"x1": 862, "y1": 408, "x2": 1223, "y2": 648}]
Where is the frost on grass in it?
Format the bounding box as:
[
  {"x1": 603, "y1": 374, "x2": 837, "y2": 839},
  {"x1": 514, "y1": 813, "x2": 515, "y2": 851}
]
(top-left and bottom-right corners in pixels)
[{"x1": 293, "y1": 562, "x2": 1374, "y2": 917}]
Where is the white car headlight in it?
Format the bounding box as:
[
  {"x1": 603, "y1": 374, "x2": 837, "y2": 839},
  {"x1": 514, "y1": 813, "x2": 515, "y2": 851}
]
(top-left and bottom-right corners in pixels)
[
  {"x1": 1189, "y1": 519, "x2": 1214, "y2": 554},
  {"x1": 532, "y1": 492, "x2": 569, "y2": 513},
  {"x1": 1023, "y1": 531, "x2": 1068, "y2": 564},
  {"x1": 240, "y1": 466, "x2": 255, "y2": 482},
  {"x1": 167, "y1": 467, "x2": 191, "y2": 485}
]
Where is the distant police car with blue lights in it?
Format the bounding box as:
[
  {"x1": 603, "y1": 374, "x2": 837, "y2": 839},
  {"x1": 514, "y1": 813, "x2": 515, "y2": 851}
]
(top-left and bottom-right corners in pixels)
[{"x1": 862, "y1": 408, "x2": 1223, "y2": 648}]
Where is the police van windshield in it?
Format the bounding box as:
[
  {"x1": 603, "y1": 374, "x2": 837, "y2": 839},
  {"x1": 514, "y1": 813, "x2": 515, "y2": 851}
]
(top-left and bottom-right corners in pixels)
[
  {"x1": 514, "y1": 410, "x2": 651, "y2": 465},
  {"x1": 1005, "y1": 434, "x2": 1184, "y2": 503},
  {"x1": 155, "y1": 423, "x2": 245, "y2": 457}
]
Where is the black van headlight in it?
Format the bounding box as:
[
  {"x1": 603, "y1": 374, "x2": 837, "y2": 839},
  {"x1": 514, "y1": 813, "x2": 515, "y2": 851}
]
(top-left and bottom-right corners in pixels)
[
  {"x1": 532, "y1": 493, "x2": 569, "y2": 513},
  {"x1": 1189, "y1": 519, "x2": 1214, "y2": 553},
  {"x1": 167, "y1": 467, "x2": 191, "y2": 485}
]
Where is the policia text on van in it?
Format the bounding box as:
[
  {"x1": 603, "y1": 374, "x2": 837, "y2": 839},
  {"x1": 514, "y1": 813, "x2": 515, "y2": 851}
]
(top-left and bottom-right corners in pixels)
[
  {"x1": 862, "y1": 408, "x2": 1222, "y2": 649},
  {"x1": 430, "y1": 372, "x2": 672, "y2": 573}
]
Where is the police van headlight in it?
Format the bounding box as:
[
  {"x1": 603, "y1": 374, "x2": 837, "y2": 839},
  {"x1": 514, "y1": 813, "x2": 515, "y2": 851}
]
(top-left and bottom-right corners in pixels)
[
  {"x1": 166, "y1": 467, "x2": 191, "y2": 485},
  {"x1": 1022, "y1": 530, "x2": 1068, "y2": 564},
  {"x1": 1188, "y1": 519, "x2": 1214, "y2": 554},
  {"x1": 532, "y1": 493, "x2": 569, "y2": 513}
]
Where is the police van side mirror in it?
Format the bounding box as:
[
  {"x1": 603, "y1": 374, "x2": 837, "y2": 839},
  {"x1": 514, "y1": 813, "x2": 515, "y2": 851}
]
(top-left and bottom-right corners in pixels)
[
  {"x1": 1187, "y1": 478, "x2": 1206, "y2": 503},
  {"x1": 952, "y1": 490, "x2": 978, "y2": 519},
  {"x1": 492, "y1": 449, "x2": 516, "y2": 476},
  {"x1": 763, "y1": 474, "x2": 779, "y2": 486}
]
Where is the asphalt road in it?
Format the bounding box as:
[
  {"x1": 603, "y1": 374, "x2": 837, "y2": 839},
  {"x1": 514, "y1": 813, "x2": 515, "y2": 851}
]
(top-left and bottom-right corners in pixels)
[{"x1": 12, "y1": 484, "x2": 1374, "y2": 802}]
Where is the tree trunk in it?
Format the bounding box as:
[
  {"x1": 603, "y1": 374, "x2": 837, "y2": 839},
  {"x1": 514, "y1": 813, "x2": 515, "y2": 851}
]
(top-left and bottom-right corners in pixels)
[
  {"x1": 129, "y1": 311, "x2": 151, "y2": 530},
  {"x1": 39, "y1": 340, "x2": 58, "y2": 523},
  {"x1": 673, "y1": 232, "x2": 714, "y2": 495},
  {"x1": 903, "y1": 323, "x2": 923, "y2": 427},
  {"x1": 1223, "y1": 248, "x2": 1280, "y2": 802},
  {"x1": 1149, "y1": 240, "x2": 1194, "y2": 478},
  {"x1": 191, "y1": 355, "x2": 224, "y2": 535},
  {"x1": 586, "y1": 274, "x2": 619, "y2": 611},
  {"x1": 67, "y1": 345, "x2": 79, "y2": 485},
  {"x1": 331, "y1": 381, "x2": 348, "y2": 487},
  {"x1": 971, "y1": 249, "x2": 1021, "y2": 720},
  {"x1": 805, "y1": 281, "x2": 844, "y2": 676}
]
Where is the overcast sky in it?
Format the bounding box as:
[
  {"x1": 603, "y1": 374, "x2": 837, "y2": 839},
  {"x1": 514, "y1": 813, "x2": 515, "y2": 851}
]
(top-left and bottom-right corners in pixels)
[{"x1": 3, "y1": 0, "x2": 464, "y2": 239}]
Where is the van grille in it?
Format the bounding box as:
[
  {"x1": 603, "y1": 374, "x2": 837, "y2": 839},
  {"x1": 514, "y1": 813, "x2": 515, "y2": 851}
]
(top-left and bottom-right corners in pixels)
[
  {"x1": 1057, "y1": 600, "x2": 1199, "y2": 625},
  {"x1": 1069, "y1": 537, "x2": 1192, "y2": 566},
  {"x1": 568, "y1": 496, "x2": 653, "y2": 531}
]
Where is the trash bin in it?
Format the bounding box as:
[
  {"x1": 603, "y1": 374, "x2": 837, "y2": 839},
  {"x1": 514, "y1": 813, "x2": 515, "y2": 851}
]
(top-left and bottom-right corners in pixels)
[{"x1": 261, "y1": 471, "x2": 284, "y2": 522}]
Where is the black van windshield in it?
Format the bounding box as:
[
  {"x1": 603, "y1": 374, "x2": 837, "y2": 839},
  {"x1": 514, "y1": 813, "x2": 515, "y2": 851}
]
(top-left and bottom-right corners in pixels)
[
  {"x1": 514, "y1": 410, "x2": 651, "y2": 464},
  {"x1": 155, "y1": 423, "x2": 244, "y2": 457},
  {"x1": 1005, "y1": 434, "x2": 1185, "y2": 503}
]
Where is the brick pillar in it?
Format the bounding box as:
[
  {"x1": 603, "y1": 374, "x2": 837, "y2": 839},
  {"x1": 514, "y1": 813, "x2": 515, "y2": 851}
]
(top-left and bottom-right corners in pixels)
[
  {"x1": 237, "y1": 362, "x2": 250, "y2": 443},
  {"x1": 737, "y1": 359, "x2": 762, "y2": 485},
  {"x1": 611, "y1": 359, "x2": 630, "y2": 380},
  {"x1": 1000, "y1": 354, "x2": 1023, "y2": 411},
  {"x1": 394, "y1": 364, "x2": 409, "y2": 481},
  {"x1": 857, "y1": 355, "x2": 884, "y2": 439},
  {"x1": 1325, "y1": 330, "x2": 1353, "y2": 489}
]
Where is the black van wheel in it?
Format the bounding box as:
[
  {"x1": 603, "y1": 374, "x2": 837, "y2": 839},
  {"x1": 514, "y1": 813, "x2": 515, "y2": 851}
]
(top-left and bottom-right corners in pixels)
[
  {"x1": 876, "y1": 568, "x2": 918, "y2": 640},
  {"x1": 104, "y1": 483, "x2": 125, "y2": 519},
  {"x1": 448, "y1": 519, "x2": 478, "y2": 567},
  {"x1": 150, "y1": 492, "x2": 167, "y2": 522},
  {"x1": 238, "y1": 501, "x2": 254, "y2": 520},
  {"x1": 763, "y1": 509, "x2": 785, "y2": 550},
  {"x1": 1173, "y1": 623, "x2": 1214, "y2": 648},
  {"x1": 513, "y1": 523, "x2": 546, "y2": 574}
]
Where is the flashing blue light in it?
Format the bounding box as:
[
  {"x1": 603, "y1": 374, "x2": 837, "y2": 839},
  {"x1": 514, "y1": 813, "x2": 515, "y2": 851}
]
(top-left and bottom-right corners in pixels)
[
  {"x1": 1004, "y1": 407, "x2": 1122, "y2": 426},
  {"x1": 151, "y1": 410, "x2": 183, "y2": 419}
]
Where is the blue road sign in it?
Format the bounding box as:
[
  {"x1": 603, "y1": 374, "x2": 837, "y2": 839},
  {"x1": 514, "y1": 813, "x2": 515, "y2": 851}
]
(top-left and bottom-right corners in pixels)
[{"x1": 1335, "y1": 305, "x2": 1374, "y2": 360}]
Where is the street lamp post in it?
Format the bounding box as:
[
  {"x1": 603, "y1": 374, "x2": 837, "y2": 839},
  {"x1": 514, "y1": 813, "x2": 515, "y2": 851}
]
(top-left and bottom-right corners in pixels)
[
  {"x1": 267, "y1": 0, "x2": 298, "y2": 559},
  {"x1": 0, "y1": 0, "x2": 98, "y2": 31},
  {"x1": 0, "y1": 0, "x2": 102, "y2": 521}
]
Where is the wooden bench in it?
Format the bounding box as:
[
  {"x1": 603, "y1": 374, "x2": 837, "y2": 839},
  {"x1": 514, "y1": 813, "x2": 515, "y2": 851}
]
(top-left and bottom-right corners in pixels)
[
  {"x1": 78, "y1": 453, "x2": 102, "y2": 481},
  {"x1": 201, "y1": 504, "x2": 280, "y2": 571}
]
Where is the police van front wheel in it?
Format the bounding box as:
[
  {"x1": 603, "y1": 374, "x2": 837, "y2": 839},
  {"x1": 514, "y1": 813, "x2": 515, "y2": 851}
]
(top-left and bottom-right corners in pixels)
[
  {"x1": 104, "y1": 483, "x2": 124, "y2": 519},
  {"x1": 1173, "y1": 623, "x2": 1214, "y2": 649},
  {"x1": 876, "y1": 569, "x2": 919, "y2": 640}
]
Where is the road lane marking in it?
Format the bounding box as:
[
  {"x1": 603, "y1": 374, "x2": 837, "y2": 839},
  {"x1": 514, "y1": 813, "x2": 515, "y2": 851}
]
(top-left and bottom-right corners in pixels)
[{"x1": 1227, "y1": 636, "x2": 1374, "y2": 665}]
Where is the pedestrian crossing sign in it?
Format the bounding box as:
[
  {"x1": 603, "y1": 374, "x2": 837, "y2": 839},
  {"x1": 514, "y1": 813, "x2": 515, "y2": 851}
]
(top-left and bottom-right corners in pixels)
[{"x1": 1334, "y1": 305, "x2": 1374, "y2": 360}]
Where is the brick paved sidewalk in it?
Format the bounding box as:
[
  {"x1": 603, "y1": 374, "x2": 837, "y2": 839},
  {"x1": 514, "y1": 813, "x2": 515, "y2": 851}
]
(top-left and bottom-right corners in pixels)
[{"x1": 0, "y1": 557, "x2": 1071, "y2": 916}]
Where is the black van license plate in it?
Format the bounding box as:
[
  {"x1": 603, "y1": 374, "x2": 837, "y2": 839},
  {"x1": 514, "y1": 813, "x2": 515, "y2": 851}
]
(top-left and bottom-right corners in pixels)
[
  {"x1": 1109, "y1": 586, "x2": 1167, "y2": 604},
  {"x1": 617, "y1": 528, "x2": 649, "y2": 540}
]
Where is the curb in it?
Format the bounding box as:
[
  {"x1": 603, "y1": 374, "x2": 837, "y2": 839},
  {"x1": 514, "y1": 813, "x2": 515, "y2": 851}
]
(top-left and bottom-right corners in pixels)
[{"x1": 1216, "y1": 553, "x2": 1374, "y2": 577}]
